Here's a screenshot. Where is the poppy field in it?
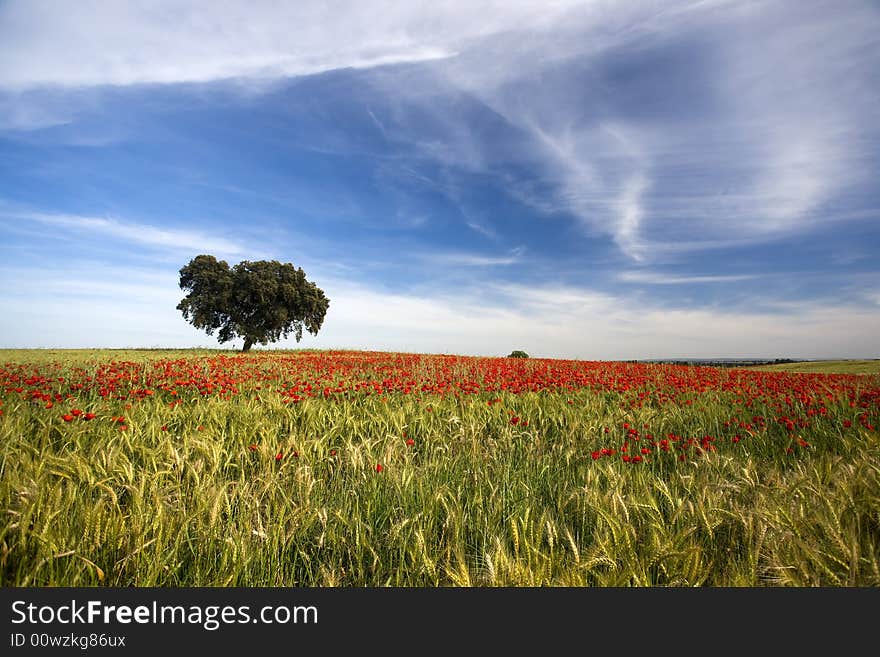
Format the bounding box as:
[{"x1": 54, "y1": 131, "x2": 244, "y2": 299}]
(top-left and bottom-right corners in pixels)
[{"x1": 1, "y1": 349, "x2": 878, "y2": 586}]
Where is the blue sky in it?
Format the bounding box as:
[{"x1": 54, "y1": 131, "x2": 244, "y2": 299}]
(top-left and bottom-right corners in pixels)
[{"x1": 1, "y1": 0, "x2": 878, "y2": 359}]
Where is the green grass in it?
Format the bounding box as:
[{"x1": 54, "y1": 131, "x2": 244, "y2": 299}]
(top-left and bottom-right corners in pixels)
[
  {"x1": 2, "y1": 350, "x2": 878, "y2": 586},
  {"x1": 748, "y1": 360, "x2": 880, "y2": 374}
]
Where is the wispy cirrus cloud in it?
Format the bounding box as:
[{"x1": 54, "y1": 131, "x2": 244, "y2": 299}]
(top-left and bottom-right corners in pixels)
[
  {"x1": 5, "y1": 211, "x2": 247, "y2": 257},
  {"x1": 0, "y1": 92, "x2": 74, "y2": 131},
  {"x1": 465, "y1": 218, "x2": 497, "y2": 239},
  {"x1": 618, "y1": 271, "x2": 759, "y2": 285},
  {"x1": 364, "y1": 0, "x2": 880, "y2": 261},
  {"x1": 0, "y1": 0, "x2": 585, "y2": 90},
  {"x1": 424, "y1": 247, "x2": 526, "y2": 267}
]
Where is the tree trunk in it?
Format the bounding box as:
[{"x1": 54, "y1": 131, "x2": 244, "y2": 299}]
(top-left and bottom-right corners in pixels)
[{"x1": 242, "y1": 337, "x2": 254, "y2": 353}]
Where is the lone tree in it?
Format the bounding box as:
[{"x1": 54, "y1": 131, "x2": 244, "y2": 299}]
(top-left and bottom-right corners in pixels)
[{"x1": 177, "y1": 255, "x2": 329, "y2": 352}]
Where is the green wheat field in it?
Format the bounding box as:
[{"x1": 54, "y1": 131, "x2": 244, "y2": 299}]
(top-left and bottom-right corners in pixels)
[{"x1": 2, "y1": 350, "x2": 878, "y2": 586}]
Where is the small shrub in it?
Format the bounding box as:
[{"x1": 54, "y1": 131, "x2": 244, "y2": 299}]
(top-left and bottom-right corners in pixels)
[{"x1": 508, "y1": 350, "x2": 529, "y2": 358}]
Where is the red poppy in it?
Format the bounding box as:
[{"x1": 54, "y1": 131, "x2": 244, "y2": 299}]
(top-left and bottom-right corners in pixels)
[
  {"x1": 375, "y1": 463, "x2": 384, "y2": 472},
  {"x1": 62, "y1": 414, "x2": 74, "y2": 422},
  {"x1": 405, "y1": 438, "x2": 414, "y2": 446},
  {"x1": 275, "y1": 452, "x2": 283, "y2": 461}
]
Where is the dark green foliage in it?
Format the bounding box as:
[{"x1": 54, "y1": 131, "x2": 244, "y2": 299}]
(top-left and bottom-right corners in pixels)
[
  {"x1": 177, "y1": 255, "x2": 329, "y2": 352},
  {"x1": 508, "y1": 350, "x2": 529, "y2": 358}
]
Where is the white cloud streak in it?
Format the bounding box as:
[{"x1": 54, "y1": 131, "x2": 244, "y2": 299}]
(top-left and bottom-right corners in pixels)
[
  {"x1": 7, "y1": 212, "x2": 247, "y2": 257},
  {"x1": 423, "y1": 247, "x2": 525, "y2": 267},
  {"x1": 0, "y1": 0, "x2": 585, "y2": 90},
  {"x1": 0, "y1": 93, "x2": 73, "y2": 131},
  {"x1": 618, "y1": 271, "x2": 759, "y2": 285},
  {"x1": 465, "y1": 219, "x2": 497, "y2": 239}
]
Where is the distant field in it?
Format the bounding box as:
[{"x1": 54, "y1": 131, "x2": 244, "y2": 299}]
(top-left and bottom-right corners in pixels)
[{"x1": 748, "y1": 360, "x2": 880, "y2": 375}]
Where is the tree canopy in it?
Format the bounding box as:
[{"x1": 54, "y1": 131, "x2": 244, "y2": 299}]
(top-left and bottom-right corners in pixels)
[{"x1": 177, "y1": 255, "x2": 330, "y2": 352}]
